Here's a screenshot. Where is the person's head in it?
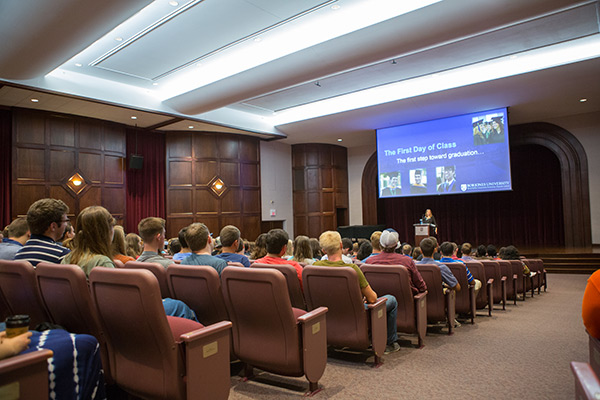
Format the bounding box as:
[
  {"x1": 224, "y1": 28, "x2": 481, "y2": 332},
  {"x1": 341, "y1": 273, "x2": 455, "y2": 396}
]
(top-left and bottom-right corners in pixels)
[
  {"x1": 379, "y1": 229, "x2": 399, "y2": 253},
  {"x1": 6, "y1": 217, "x2": 30, "y2": 244},
  {"x1": 498, "y1": 246, "x2": 506, "y2": 259},
  {"x1": 476, "y1": 245, "x2": 487, "y2": 257},
  {"x1": 309, "y1": 238, "x2": 322, "y2": 259},
  {"x1": 250, "y1": 233, "x2": 267, "y2": 260},
  {"x1": 60, "y1": 222, "x2": 75, "y2": 243},
  {"x1": 501, "y1": 245, "x2": 520, "y2": 260},
  {"x1": 236, "y1": 238, "x2": 246, "y2": 255},
  {"x1": 491, "y1": 117, "x2": 503, "y2": 131},
  {"x1": 402, "y1": 243, "x2": 412, "y2": 256},
  {"x1": 389, "y1": 176, "x2": 398, "y2": 189},
  {"x1": 420, "y1": 238, "x2": 436, "y2": 257},
  {"x1": 319, "y1": 231, "x2": 343, "y2": 256},
  {"x1": 111, "y1": 225, "x2": 127, "y2": 256},
  {"x1": 440, "y1": 241, "x2": 454, "y2": 257},
  {"x1": 185, "y1": 223, "x2": 211, "y2": 252},
  {"x1": 178, "y1": 227, "x2": 189, "y2": 250},
  {"x1": 294, "y1": 235, "x2": 312, "y2": 261},
  {"x1": 414, "y1": 169, "x2": 423, "y2": 184},
  {"x1": 265, "y1": 229, "x2": 289, "y2": 256},
  {"x1": 356, "y1": 241, "x2": 373, "y2": 261},
  {"x1": 487, "y1": 244, "x2": 497, "y2": 257},
  {"x1": 428, "y1": 236, "x2": 438, "y2": 250},
  {"x1": 444, "y1": 166, "x2": 455, "y2": 182},
  {"x1": 370, "y1": 231, "x2": 382, "y2": 252},
  {"x1": 219, "y1": 225, "x2": 241, "y2": 251},
  {"x1": 138, "y1": 217, "x2": 166, "y2": 249},
  {"x1": 70, "y1": 206, "x2": 115, "y2": 264},
  {"x1": 425, "y1": 209, "x2": 433, "y2": 218},
  {"x1": 167, "y1": 238, "x2": 181, "y2": 255},
  {"x1": 26, "y1": 198, "x2": 69, "y2": 240},
  {"x1": 125, "y1": 233, "x2": 143, "y2": 258},
  {"x1": 461, "y1": 242, "x2": 472, "y2": 256},
  {"x1": 412, "y1": 247, "x2": 422, "y2": 259},
  {"x1": 342, "y1": 238, "x2": 353, "y2": 255},
  {"x1": 353, "y1": 242, "x2": 359, "y2": 254}
]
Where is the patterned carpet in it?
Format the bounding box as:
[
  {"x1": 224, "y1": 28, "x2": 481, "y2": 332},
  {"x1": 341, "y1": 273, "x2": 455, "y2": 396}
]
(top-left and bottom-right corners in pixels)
[{"x1": 228, "y1": 273, "x2": 590, "y2": 399}]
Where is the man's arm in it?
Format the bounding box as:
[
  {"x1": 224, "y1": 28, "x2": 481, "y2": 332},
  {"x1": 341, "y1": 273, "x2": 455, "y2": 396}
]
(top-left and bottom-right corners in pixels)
[{"x1": 362, "y1": 284, "x2": 378, "y2": 304}]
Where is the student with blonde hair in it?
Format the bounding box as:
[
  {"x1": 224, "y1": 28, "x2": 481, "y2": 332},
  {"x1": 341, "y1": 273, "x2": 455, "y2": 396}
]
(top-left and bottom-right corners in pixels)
[
  {"x1": 125, "y1": 233, "x2": 143, "y2": 258},
  {"x1": 112, "y1": 225, "x2": 135, "y2": 263}
]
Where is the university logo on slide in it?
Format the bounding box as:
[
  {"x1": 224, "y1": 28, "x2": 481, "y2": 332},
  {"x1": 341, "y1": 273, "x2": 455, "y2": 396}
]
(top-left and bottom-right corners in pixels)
[{"x1": 461, "y1": 184, "x2": 467, "y2": 192}]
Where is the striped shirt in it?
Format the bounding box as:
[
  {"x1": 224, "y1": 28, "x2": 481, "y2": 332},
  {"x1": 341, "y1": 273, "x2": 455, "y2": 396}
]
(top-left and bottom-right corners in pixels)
[
  {"x1": 14, "y1": 234, "x2": 70, "y2": 266},
  {"x1": 440, "y1": 257, "x2": 474, "y2": 283}
]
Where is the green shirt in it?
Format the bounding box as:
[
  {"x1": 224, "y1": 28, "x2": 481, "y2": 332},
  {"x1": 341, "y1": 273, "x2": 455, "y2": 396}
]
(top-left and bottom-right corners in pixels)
[
  {"x1": 62, "y1": 253, "x2": 115, "y2": 278},
  {"x1": 313, "y1": 259, "x2": 369, "y2": 289}
]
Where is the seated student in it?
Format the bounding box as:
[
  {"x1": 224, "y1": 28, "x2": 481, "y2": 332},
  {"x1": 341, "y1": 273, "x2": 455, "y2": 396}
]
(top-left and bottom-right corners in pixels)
[
  {"x1": 487, "y1": 244, "x2": 499, "y2": 259},
  {"x1": 412, "y1": 246, "x2": 422, "y2": 260},
  {"x1": 182, "y1": 223, "x2": 228, "y2": 276},
  {"x1": 416, "y1": 238, "x2": 460, "y2": 291},
  {"x1": 356, "y1": 241, "x2": 373, "y2": 262},
  {"x1": 583, "y1": 269, "x2": 600, "y2": 339},
  {"x1": 112, "y1": 225, "x2": 135, "y2": 264},
  {"x1": 500, "y1": 245, "x2": 531, "y2": 276},
  {"x1": 215, "y1": 225, "x2": 251, "y2": 267},
  {"x1": 475, "y1": 244, "x2": 487, "y2": 258},
  {"x1": 321, "y1": 237, "x2": 353, "y2": 264},
  {"x1": 290, "y1": 235, "x2": 314, "y2": 265},
  {"x1": 314, "y1": 231, "x2": 400, "y2": 354},
  {"x1": 254, "y1": 229, "x2": 303, "y2": 289},
  {"x1": 0, "y1": 217, "x2": 30, "y2": 260},
  {"x1": 136, "y1": 217, "x2": 173, "y2": 269},
  {"x1": 309, "y1": 238, "x2": 322, "y2": 260},
  {"x1": 173, "y1": 227, "x2": 192, "y2": 261},
  {"x1": 59, "y1": 221, "x2": 76, "y2": 250},
  {"x1": 364, "y1": 229, "x2": 427, "y2": 295},
  {"x1": 461, "y1": 242, "x2": 474, "y2": 261},
  {"x1": 250, "y1": 233, "x2": 267, "y2": 260},
  {"x1": 0, "y1": 327, "x2": 106, "y2": 399},
  {"x1": 439, "y1": 241, "x2": 481, "y2": 296},
  {"x1": 15, "y1": 198, "x2": 71, "y2": 266},
  {"x1": 401, "y1": 243, "x2": 412, "y2": 257},
  {"x1": 125, "y1": 233, "x2": 143, "y2": 259},
  {"x1": 362, "y1": 231, "x2": 382, "y2": 263},
  {"x1": 167, "y1": 238, "x2": 181, "y2": 256}
]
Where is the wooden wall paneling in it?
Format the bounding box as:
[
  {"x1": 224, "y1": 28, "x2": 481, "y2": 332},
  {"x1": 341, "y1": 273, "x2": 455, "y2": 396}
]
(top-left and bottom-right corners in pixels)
[
  {"x1": 259, "y1": 220, "x2": 283, "y2": 237},
  {"x1": 218, "y1": 137, "x2": 239, "y2": 160},
  {"x1": 12, "y1": 185, "x2": 46, "y2": 216},
  {"x1": 80, "y1": 187, "x2": 102, "y2": 211},
  {"x1": 221, "y1": 216, "x2": 243, "y2": 230},
  {"x1": 307, "y1": 192, "x2": 321, "y2": 213},
  {"x1": 103, "y1": 125, "x2": 125, "y2": 154},
  {"x1": 195, "y1": 189, "x2": 219, "y2": 213},
  {"x1": 221, "y1": 188, "x2": 241, "y2": 213},
  {"x1": 306, "y1": 168, "x2": 320, "y2": 190},
  {"x1": 166, "y1": 217, "x2": 195, "y2": 240},
  {"x1": 15, "y1": 111, "x2": 45, "y2": 145},
  {"x1": 193, "y1": 133, "x2": 218, "y2": 159},
  {"x1": 48, "y1": 116, "x2": 75, "y2": 147},
  {"x1": 244, "y1": 216, "x2": 262, "y2": 240},
  {"x1": 168, "y1": 189, "x2": 193, "y2": 215},
  {"x1": 104, "y1": 155, "x2": 124, "y2": 185},
  {"x1": 322, "y1": 191, "x2": 335, "y2": 213},
  {"x1": 308, "y1": 215, "x2": 322, "y2": 238},
  {"x1": 49, "y1": 149, "x2": 75, "y2": 182},
  {"x1": 220, "y1": 162, "x2": 240, "y2": 186},
  {"x1": 49, "y1": 186, "x2": 76, "y2": 213},
  {"x1": 79, "y1": 120, "x2": 103, "y2": 150},
  {"x1": 102, "y1": 187, "x2": 125, "y2": 215},
  {"x1": 15, "y1": 148, "x2": 46, "y2": 180},
  {"x1": 196, "y1": 162, "x2": 218, "y2": 185},
  {"x1": 294, "y1": 216, "x2": 308, "y2": 236},
  {"x1": 239, "y1": 137, "x2": 259, "y2": 162},
  {"x1": 168, "y1": 133, "x2": 193, "y2": 158},
  {"x1": 79, "y1": 152, "x2": 103, "y2": 183},
  {"x1": 240, "y1": 163, "x2": 258, "y2": 187},
  {"x1": 196, "y1": 215, "x2": 220, "y2": 236},
  {"x1": 243, "y1": 189, "x2": 260, "y2": 214},
  {"x1": 169, "y1": 161, "x2": 193, "y2": 186}
]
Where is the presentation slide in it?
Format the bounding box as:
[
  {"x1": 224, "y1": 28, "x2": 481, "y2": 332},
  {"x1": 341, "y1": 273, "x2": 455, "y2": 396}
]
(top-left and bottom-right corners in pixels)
[{"x1": 376, "y1": 108, "x2": 511, "y2": 198}]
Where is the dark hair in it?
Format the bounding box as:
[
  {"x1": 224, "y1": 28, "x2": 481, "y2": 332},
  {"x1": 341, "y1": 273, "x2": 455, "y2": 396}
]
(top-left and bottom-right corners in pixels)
[
  {"x1": 265, "y1": 229, "x2": 289, "y2": 255},
  {"x1": 342, "y1": 238, "x2": 353, "y2": 252},
  {"x1": 220, "y1": 225, "x2": 241, "y2": 247},
  {"x1": 487, "y1": 244, "x2": 497, "y2": 257},
  {"x1": 419, "y1": 238, "x2": 435, "y2": 257},
  {"x1": 250, "y1": 233, "x2": 267, "y2": 260},
  {"x1": 26, "y1": 198, "x2": 69, "y2": 235},
  {"x1": 168, "y1": 238, "x2": 181, "y2": 255},
  {"x1": 356, "y1": 241, "x2": 373, "y2": 261},
  {"x1": 440, "y1": 241, "x2": 454, "y2": 257},
  {"x1": 309, "y1": 238, "x2": 322, "y2": 259},
  {"x1": 501, "y1": 245, "x2": 520, "y2": 260},
  {"x1": 294, "y1": 235, "x2": 313, "y2": 261},
  {"x1": 412, "y1": 247, "x2": 422, "y2": 259},
  {"x1": 7, "y1": 217, "x2": 29, "y2": 238},
  {"x1": 178, "y1": 227, "x2": 189, "y2": 248},
  {"x1": 476, "y1": 245, "x2": 487, "y2": 257}
]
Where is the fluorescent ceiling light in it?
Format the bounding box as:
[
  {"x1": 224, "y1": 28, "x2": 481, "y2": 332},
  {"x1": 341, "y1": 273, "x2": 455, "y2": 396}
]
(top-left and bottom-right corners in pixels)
[{"x1": 271, "y1": 34, "x2": 600, "y2": 125}]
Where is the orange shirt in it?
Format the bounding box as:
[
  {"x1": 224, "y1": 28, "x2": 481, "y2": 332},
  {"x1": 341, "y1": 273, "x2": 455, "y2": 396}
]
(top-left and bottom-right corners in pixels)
[
  {"x1": 583, "y1": 270, "x2": 600, "y2": 339},
  {"x1": 114, "y1": 253, "x2": 135, "y2": 264}
]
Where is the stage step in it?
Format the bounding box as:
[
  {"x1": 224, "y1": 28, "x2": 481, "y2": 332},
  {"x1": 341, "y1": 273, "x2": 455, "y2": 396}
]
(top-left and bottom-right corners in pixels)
[{"x1": 523, "y1": 253, "x2": 600, "y2": 274}]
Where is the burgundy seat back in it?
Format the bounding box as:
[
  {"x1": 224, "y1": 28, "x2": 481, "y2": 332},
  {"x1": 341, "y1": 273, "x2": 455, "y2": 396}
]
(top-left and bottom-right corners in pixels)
[
  {"x1": 302, "y1": 265, "x2": 370, "y2": 349},
  {"x1": 445, "y1": 263, "x2": 473, "y2": 315},
  {"x1": 89, "y1": 268, "x2": 184, "y2": 399},
  {"x1": 415, "y1": 264, "x2": 446, "y2": 322},
  {"x1": 0, "y1": 260, "x2": 49, "y2": 327},
  {"x1": 361, "y1": 264, "x2": 415, "y2": 332},
  {"x1": 466, "y1": 261, "x2": 488, "y2": 308},
  {"x1": 123, "y1": 261, "x2": 171, "y2": 298},
  {"x1": 522, "y1": 259, "x2": 536, "y2": 291},
  {"x1": 112, "y1": 259, "x2": 125, "y2": 268},
  {"x1": 166, "y1": 265, "x2": 229, "y2": 326},
  {"x1": 35, "y1": 262, "x2": 112, "y2": 383},
  {"x1": 590, "y1": 334, "x2": 600, "y2": 377},
  {"x1": 221, "y1": 267, "x2": 303, "y2": 375},
  {"x1": 251, "y1": 263, "x2": 306, "y2": 310},
  {"x1": 480, "y1": 260, "x2": 502, "y2": 303},
  {"x1": 509, "y1": 260, "x2": 525, "y2": 294},
  {"x1": 497, "y1": 260, "x2": 514, "y2": 299}
]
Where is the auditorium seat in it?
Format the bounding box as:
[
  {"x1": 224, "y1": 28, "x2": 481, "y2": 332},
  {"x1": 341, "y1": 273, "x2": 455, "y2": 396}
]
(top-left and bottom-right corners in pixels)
[
  {"x1": 112, "y1": 259, "x2": 125, "y2": 268},
  {"x1": 0, "y1": 260, "x2": 50, "y2": 327},
  {"x1": 166, "y1": 264, "x2": 229, "y2": 326},
  {"x1": 443, "y1": 263, "x2": 476, "y2": 324},
  {"x1": 571, "y1": 361, "x2": 600, "y2": 399},
  {"x1": 221, "y1": 267, "x2": 328, "y2": 395},
  {"x1": 123, "y1": 260, "x2": 171, "y2": 298},
  {"x1": 226, "y1": 261, "x2": 245, "y2": 268},
  {"x1": 415, "y1": 264, "x2": 456, "y2": 335},
  {"x1": 35, "y1": 262, "x2": 113, "y2": 383},
  {"x1": 361, "y1": 264, "x2": 428, "y2": 347},
  {"x1": 251, "y1": 263, "x2": 306, "y2": 310},
  {"x1": 0, "y1": 349, "x2": 53, "y2": 399},
  {"x1": 522, "y1": 259, "x2": 538, "y2": 298},
  {"x1": 89, "y1": 268, "x2": 232, "y2": 400},
  {"x1": 480, "y1": 260, "x2": 507, "y2": 310},
  {"x1": 508, "y1": 260, "x2": 527, "y2": 302},
  {"x1": 589, "y1": 333, "x2": 600, "y2": 377},
  {"x1": 465, "y1": 261, "x2": 494, "y2": 315},
  {"x1": 302, "y1": 265, "x2": 387, "y2": 365},
  {"x1": 497, "y1": 260, "x2": 517, "y2": 305}
]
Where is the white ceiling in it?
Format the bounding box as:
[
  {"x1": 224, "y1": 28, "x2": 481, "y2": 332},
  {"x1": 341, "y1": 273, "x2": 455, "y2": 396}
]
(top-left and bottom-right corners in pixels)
[{"x1": 0, "y1": 0, "x2": 598, "y2": 148}]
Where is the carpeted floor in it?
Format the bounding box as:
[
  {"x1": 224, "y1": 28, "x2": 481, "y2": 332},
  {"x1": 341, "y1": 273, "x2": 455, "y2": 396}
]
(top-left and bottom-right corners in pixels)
[{"x1": 228, "y1": 273, "x2": 591, "y2": 399}]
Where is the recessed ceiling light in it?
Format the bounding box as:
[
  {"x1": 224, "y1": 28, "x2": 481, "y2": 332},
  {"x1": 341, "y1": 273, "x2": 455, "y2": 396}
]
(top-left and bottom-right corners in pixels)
[
  {"x1": 253, "y1": 37, "x2": 262, "y2": 42},
  {"x1": 510, "y1": 55, "x2": 518, "y2": 60},
  {"x1": 31, "y1": 98, "x2": 39, "y2": 103},
  {"x1": 331, "y1": 4, "x2": 341, "y2": 10},
  {"x1": 75, "y1": 63, "x2": 82, "y2": 67},
  {"x1": 131, "y1": 116, "x2": 137, "y2": 120},
  {"x1": 115, "y1": 37, "x2": 123, "y2": 41},
  {"x1": 337, "y1": 138, "x2": 343, "y2": 142},
  {"x1": 152, "y1": 82, "x2": 159, "y2": 86},
  {"x1": 169, "y1": 1, "x2": 179, "y2": 6},
  {"x1": 580, "y1": 98, "x2": 588, "y2": 102},
  {"x1": 188, "y1": 125, "x2": 194, "y2": 129}
]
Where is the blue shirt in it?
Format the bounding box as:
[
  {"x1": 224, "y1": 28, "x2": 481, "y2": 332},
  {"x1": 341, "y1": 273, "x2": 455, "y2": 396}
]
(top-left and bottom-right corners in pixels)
[
  {"x1": 14, "y1": 234, "x2": 70, "y2": 266},
  {"x1": 417, "y1": 257, "x2": 458, "y2": 288},
  {"x1": 440, "y1": 257, "x2": 474, "y2": 283},
  {"x1": 173, "y1": 252, "x2": 192, "y2": 261},
  {"x1": 181, "y1": 253, "x2": 228, "y2": 276},
  {"x1": 0, "y1": 238, "x2": 23, "y2": 260},
  {"x1": 216, "y1": 252, "x2": 251, "y2": 267}
]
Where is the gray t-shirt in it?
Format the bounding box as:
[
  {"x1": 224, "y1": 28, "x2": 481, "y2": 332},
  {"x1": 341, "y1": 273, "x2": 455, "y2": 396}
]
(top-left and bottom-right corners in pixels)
[
  {"x1": 137, "y1": 251, "x2": 174, "y2": 269},
  {"x1": 181, "y1": 253, "x2": 228, "y2": 276}
]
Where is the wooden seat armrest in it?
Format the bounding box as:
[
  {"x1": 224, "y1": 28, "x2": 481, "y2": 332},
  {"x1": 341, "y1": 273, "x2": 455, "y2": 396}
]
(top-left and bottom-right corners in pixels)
[
  {"x1": 366, "y1": 297, "x2": 387, "y2": 310},
  {"x1": 180, "y1": 320, "x2": 232, "y2": 343},
  {"x1": 413, "y1": 291, "x2": 427, "y2": 301},
  {"x1": 0, "y1": 349, "x2": 53, "y2": 374},
  {"x1": 367, "y1": 298, "x2": 387, "y2": 357},
  {"x1": 297, "y1": 306, "x2": 328, "y2": 324}
]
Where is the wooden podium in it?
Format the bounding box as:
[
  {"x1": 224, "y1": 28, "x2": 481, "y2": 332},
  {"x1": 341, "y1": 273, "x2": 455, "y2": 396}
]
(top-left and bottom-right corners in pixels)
[{"x1": 414, "y1": 223, "x2": 434, "y2": 246}]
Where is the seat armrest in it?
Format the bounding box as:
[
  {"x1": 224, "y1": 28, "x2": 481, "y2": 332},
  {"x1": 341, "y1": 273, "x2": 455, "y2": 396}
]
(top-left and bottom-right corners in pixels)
[
  {"x1": 300, "y1": 307, "x2": 328, "y2": 384},
  {"x1": 571, "y1": 362, "x2": 600, "y2": 399},
  {"x1": 0, "y1": 349, "x2": 53, "y2": 399},
  {"x1": 413, "y1": 291, "x2": 427, "y2": 302},
  {"x1": 297, "y1": 306, "x2": 328, "y2": 324},
  {"x1": 414, "y1": 292, "x2": 427, "y2": 347},
  {"x1": 366, "y1": 298, "x2": 387, "y2": 357},
  {"x1": 0, "y1": 349, "x2": 53, "y2": 374},
  {"x1": 444, "y1": 289, "x2": 456, "y2": 335},
  {"x1": 181, "y1": 321, "x2": 232, "y2": 400}
]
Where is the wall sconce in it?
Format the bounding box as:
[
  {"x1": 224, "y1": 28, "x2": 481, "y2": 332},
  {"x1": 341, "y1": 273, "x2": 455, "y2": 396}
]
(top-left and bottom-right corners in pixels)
[
  {"x1": 66, "y1": 172, "x2": 88, "y2": 195},
  {"x1": 209, "y1": 177, "x2": 227, "y2": 197}
]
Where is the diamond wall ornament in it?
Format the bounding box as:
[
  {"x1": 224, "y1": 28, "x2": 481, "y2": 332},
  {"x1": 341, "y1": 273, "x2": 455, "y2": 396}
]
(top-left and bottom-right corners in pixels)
[
  {"x1": 66, "y1": 172, "x2": 88, "y2": 194},
  {"x1": 209, "y1": 177, "x2": 227, "y2": 197}
]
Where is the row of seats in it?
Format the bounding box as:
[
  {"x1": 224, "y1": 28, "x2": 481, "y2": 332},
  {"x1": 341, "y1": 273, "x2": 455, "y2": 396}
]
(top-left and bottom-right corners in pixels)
[{"x1": 571, "y1": 334, "x2": 600, "y2": 399}]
